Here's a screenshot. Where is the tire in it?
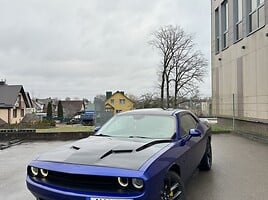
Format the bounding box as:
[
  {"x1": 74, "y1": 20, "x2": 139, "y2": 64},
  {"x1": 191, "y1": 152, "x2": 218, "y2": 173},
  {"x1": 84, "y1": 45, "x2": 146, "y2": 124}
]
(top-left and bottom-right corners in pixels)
[
  {"x1": 198, "y1": 138, "x2": 212, "y2": 171},
  {"x1": 160, "y1": 171, "x2": 186, "y2": 200}
]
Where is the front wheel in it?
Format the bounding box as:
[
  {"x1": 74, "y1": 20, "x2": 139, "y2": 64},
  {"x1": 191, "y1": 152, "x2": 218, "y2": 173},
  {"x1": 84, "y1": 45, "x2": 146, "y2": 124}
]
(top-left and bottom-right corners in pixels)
[{"x1": 160, "y1": 171, "x2": 186, "y2": 200}]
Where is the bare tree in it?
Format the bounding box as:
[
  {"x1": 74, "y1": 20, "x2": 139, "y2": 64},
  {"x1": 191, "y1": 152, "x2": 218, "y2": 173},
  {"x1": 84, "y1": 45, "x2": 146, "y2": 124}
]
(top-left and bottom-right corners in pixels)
[
  {"x1": 139, "y1": 92, "x2": 161, "y2": 108},
  {"x1": 151, "y1": 25, "x2": 207, "y2": 108},
  {"x1": 95, "y1": 94, "x2": 106, "y2": 101},
  {"x1": 172, "y1": 50, "x2": 207, "y2": 107},
  {"x1": 150, "y1": 25, "x2": 187, "y2": 108}
]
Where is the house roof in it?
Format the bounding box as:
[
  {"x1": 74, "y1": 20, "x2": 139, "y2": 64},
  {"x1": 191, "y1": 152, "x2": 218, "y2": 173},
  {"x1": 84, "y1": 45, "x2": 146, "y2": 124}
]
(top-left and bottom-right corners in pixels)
[
  {"x1": 26, "y1": 92, "x2": 34, "y2": 108},
  {"x1": 61, "y1": 100, "x2": 85, "y2": 117},
  {"x1": 105, "y1": 103, "x2": 115, "y2": 109},
  {"x1": 21, "y1": 113, "x2": 40, "y2": 123},
  {"x1": 106, "y1": 91, "x2": 134, "y2": 104},
  {"x1": 0, "y1": 84, "x2": 30, "y2": 108}
]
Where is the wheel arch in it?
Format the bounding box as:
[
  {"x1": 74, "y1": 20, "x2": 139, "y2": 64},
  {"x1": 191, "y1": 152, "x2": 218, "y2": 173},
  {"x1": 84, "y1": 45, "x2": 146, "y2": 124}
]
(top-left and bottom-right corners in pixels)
[{"x1": 168, "y1": 163, "x2": 181, "y2": 176}]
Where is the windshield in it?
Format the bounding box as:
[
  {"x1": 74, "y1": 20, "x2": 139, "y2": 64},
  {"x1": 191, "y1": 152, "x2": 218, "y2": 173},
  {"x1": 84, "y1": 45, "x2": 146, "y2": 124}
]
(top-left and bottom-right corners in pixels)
[{"x1": 97, "y1": 114, "x2": 176, "y2": 139}]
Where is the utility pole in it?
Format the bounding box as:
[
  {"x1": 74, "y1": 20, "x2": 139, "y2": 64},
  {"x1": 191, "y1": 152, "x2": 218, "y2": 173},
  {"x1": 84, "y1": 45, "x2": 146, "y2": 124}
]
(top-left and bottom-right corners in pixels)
[{"x1": 232, "y1": 93, "x2": 235, "y2": 130}]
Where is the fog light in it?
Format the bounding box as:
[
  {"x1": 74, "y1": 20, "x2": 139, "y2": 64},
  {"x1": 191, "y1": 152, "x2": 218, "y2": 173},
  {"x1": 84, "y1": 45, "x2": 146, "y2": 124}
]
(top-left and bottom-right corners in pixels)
[
  {"x1": 118, "y1": 177, "x2": 129, "y2": 187},
  {"x1": 40, "y1": 169, "x2": 48, "y2": 177},
  {"x1": 132, "y1": 178, "x2": 144, "y2": 189},
  {"x1": 30, "y1": 167, "x2": 39, "y2": 176}
]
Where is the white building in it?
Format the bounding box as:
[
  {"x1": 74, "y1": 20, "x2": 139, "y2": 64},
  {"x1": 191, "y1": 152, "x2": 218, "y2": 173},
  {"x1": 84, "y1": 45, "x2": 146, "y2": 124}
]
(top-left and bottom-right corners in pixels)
[{"x1": 211, "y1": 0, "x2": 268, "y2": 135}]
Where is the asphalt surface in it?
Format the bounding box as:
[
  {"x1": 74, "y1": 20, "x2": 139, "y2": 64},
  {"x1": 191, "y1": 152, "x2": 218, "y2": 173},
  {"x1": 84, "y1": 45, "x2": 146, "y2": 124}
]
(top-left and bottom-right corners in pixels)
[{"x1": 0, "y1": 134, "x2": 267, "y2": 200}]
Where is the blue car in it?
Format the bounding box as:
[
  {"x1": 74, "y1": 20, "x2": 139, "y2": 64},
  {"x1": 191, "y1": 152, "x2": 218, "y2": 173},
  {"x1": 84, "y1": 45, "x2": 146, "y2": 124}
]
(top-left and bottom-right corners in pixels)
[{"x1": 26, "y1": 108, "x2": 212, "y2": 200}]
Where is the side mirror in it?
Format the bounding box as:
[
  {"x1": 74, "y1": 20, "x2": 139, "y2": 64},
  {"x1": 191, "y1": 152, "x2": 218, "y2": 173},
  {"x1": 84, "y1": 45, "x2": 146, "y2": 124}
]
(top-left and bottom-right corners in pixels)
[
  {"x1": 189, "y1": 129, "x2": 202, "y2": 137},
  {"x1": 94, "y1": 126, "x2": 101, "y2": 133}
]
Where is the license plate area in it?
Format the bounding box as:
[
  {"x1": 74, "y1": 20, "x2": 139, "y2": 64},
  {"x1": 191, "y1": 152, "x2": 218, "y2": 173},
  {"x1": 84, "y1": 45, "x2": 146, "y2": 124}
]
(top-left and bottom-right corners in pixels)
[{"x1": 91, "y1": 198, "x2": 133, "y2": 200}]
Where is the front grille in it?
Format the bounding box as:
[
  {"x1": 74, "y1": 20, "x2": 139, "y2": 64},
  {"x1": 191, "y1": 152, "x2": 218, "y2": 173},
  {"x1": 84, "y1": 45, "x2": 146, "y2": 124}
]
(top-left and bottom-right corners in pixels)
[{"x1": 29, "y1": 168, "x2": 143, "y2": 195}]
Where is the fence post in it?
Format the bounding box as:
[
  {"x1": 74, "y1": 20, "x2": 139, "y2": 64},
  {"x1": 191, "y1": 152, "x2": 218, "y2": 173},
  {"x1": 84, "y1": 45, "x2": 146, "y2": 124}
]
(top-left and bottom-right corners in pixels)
[{"x1": 232, "y1": 93, "x2": 235, "y2": 131}]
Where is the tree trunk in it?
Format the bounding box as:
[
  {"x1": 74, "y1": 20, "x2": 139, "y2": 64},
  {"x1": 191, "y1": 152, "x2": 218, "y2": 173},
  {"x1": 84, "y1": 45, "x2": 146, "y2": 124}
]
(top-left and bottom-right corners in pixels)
[
  {"x1": 160, "y1": 71, "x2": 165, "y2": 108},
  {"x1": 166, "y1": 73, "x2": 170, "y2": 108},
  {"x1": 174, "y1": 81, "x2": 178, "y2": 108}
]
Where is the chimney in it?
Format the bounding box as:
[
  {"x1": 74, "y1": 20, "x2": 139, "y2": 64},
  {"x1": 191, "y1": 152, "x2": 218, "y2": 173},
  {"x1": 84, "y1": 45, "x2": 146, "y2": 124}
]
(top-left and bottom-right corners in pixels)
[{"x1": 106, "y1": 91, "x2": 112, "y2": 100}]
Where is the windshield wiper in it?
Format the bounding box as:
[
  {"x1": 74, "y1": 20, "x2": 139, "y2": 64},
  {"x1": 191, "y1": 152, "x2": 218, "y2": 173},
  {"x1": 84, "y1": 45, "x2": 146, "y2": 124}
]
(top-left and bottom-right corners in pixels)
[
  {"x1": 128, "y1": 136, "x2": 151, "y2": 139},
  {"x1": 95, "y1": 133, "x2": 112, "y2": 137}
]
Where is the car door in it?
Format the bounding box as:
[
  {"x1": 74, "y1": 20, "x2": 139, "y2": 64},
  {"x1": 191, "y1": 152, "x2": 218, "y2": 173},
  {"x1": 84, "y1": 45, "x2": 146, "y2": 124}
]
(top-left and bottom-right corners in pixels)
[{"x1": 178, "y1": 112, "x2": 205, "y2": 180}]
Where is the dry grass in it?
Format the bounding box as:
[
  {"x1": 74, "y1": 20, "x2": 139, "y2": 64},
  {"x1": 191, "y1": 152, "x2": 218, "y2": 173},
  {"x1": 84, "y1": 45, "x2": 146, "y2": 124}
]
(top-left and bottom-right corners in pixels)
[{"x1": 36, "y1": 124, "x2": 94, "y2": 133}]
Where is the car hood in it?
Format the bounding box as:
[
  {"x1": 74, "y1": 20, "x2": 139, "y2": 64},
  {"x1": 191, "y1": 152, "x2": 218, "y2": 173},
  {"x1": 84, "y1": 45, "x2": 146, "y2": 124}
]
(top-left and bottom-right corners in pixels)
[{"x1": 36, "y1": 136, "x2": 171, "y2": 170}]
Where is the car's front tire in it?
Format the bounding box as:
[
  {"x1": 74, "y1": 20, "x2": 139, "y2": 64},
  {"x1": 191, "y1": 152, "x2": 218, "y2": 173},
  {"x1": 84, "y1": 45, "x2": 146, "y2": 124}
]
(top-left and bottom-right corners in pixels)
[
  {"x1": 160, "y1": 171, "x2": 186, "y2": 200},
  {"x1": 198, "y1": 138, "x2": 212, "y2": 171}
]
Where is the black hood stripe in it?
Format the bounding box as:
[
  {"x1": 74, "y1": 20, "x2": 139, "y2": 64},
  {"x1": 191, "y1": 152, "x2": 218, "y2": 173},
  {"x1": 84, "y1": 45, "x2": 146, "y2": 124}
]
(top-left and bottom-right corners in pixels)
[
  {"x1": 135, "y1": 139, "x2": 172, "y2": 152},
  {"x1": 100, "y1": 149, "x2": 133, "y2": 159}
]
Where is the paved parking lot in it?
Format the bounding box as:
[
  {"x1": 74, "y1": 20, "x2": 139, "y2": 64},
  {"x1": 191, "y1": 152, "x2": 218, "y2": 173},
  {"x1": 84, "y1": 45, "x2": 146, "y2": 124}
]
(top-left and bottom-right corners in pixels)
[{"x1": 0, "y1": 134, "x2": 267, "y2": 200}]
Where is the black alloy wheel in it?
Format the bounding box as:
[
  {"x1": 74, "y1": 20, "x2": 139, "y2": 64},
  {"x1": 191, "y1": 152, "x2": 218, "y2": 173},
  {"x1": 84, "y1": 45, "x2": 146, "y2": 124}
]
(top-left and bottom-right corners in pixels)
[
  {"x1": 160, "y1": 171, "x2": 186, "y2": 200},
  {"x1": 198, "y1": 138, "x2": 212, "y2": 171}
]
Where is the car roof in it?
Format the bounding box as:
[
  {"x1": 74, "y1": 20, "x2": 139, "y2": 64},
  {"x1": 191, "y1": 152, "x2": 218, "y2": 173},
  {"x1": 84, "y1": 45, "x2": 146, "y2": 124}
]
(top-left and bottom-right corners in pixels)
[{"x1": 117, "y1": 108, "x2": 189, "y2": 116}]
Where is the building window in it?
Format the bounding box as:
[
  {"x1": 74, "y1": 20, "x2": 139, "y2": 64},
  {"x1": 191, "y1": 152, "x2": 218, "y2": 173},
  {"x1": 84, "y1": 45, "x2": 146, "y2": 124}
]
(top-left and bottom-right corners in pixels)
[
  {"x1": 234, "y1": 0, "x2": 243, "y2": 41},
  {"x1": 119, "y1": 99, "x2": 125, "y2": 104},
  {"x1": 215, "y1": 8, "x2": 220, "y2": 53},
  {"x1": 179, "y1": 114, "x2": 197, "y2": 138},
  {"x1": 21, "y1": 109, "x2": 25, "y2": 117},
  {"x1": 110, "y1": 99, "x2": 114, "y2": 105},
  {"x1": 13, "y1": 109, "x2": 17, "y2": 118},
  {"x1": 221, "y1": 0, "x2": 229, "y2": 49},
  {"x1": 116, "y1": 110, "x2": 122, "y2": 113},
  {"x1": 249, "y1": 0, "x2": 265, "y2": 32}
]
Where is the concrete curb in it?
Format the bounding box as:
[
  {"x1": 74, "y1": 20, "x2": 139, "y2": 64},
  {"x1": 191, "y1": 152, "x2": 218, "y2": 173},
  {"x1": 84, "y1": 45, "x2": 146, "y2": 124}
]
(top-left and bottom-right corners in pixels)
[
  {"x1": 0, "y1": 132, "x2": 93, "y2": 150},
  {"x1": 0, "y1": 132, "x2": 92, "y2": 142},
  {"x1": 0, "y1": 139, "x2": 25, "y2": 150}
]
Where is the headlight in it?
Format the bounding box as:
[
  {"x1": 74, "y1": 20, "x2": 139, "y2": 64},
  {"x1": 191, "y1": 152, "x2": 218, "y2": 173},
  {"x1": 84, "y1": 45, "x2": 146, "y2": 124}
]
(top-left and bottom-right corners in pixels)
[
  {"x1": 132, "y1": 178, "x2": 144, "y2": 189},
  {"x1": 40, "y1": 169, "x2": 48, "y2": 177},
  {"x1": 118, "y1": 177, "x2": 129, "y2": 187},
  {"x1": 30, "y1": 167, "x2": 39, "y2": 176}
]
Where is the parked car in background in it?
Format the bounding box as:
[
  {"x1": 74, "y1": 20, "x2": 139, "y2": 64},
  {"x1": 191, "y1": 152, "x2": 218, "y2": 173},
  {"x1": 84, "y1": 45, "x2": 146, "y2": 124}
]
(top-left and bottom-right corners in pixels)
[
  {"x1": 26, "y1": 108, "x2": 212, "y2": 200},
  {"x1": 67, "y1": 110, "x2": 95, "y2": 126}
]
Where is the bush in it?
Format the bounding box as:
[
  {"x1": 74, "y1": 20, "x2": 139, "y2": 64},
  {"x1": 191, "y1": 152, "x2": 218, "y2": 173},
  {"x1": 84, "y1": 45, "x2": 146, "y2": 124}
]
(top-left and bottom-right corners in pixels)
[{"x1": 0, "y1": 120, "x2": 56, "y2": 129}]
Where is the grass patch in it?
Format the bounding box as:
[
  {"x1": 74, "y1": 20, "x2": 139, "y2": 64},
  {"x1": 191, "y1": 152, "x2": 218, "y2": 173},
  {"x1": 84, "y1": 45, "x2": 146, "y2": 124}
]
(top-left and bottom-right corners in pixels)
[
  {"x1": 211, "y1": 124, "x2": 231, "y2": 133},
  {"x1": 36, "y1": 124, "x2": 94, "y2": 133}
]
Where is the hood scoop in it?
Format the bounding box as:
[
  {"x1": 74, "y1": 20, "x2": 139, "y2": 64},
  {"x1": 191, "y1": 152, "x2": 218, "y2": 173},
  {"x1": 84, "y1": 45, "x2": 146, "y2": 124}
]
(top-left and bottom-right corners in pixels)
[
  {"x1": 100, "y1": 149, "x2": 133, "y2": 159},
  {"x1": 100, "y1": 139, "x2": 172, "y2": 159}
]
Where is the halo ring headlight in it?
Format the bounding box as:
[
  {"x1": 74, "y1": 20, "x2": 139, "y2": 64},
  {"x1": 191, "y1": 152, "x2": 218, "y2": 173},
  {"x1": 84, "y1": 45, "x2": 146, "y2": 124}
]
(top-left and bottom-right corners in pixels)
[
  {"x1": 30, "y1": 167, "x2": 39, "y2": 176},
  {"x1": 118, "y1": 177, "x2": 129, "y2": 187},
  {"x1": 40, "y1": 169, "x2": 48, "y2": 177},
  {"x1": 132, "y1": 178, "x2": 144, "y2": 189}
]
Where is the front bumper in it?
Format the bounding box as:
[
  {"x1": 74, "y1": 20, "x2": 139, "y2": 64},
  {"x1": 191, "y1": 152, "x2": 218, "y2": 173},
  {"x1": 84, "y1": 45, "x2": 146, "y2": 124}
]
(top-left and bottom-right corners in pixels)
[
  {"x1": 27, "y1": 176, "x2": 145, "y2": 200},
  {"x1": 26, "y1": 161, "x2": 164, "y2": 200}
]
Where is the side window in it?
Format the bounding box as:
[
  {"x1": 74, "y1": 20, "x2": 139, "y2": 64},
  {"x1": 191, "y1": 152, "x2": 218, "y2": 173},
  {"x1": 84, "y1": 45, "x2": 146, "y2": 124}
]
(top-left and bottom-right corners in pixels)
[{"x1": 180, "y1": 114, "x2": 198, "y2": 138}]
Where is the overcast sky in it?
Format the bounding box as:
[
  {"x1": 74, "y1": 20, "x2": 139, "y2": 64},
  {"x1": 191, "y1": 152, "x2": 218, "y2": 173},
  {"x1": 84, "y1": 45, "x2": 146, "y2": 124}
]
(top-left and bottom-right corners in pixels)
[{"x1": 0, "y1": 0, "x2": 211, "y2": 101}]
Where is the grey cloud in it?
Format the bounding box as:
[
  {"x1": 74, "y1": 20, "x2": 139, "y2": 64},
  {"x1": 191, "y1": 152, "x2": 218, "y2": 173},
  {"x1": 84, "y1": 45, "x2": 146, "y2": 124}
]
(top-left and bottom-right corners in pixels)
[{"x1": 0, "y1": 0, "x2": 211, "y2": 100}]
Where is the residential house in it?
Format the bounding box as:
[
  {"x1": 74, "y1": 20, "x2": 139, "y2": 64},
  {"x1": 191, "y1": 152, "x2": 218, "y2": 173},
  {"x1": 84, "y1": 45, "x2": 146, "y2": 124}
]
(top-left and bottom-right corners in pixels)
[
  {"x1": 34, "y1": 98, "x2": 58, "y2": 116},
  {"x1": 105, "y1": 91, "x2": 134, "y2": 115},
  {"x1": 0, "y1": 80, "x2": 32, "y2": 125}
]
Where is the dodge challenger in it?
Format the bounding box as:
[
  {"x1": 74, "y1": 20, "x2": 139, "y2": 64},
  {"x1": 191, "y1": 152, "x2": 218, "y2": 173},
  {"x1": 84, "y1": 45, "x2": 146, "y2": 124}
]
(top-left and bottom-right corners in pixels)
[{"x1": 26, "y1": 108, "x2": 212, "y2": 200}]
